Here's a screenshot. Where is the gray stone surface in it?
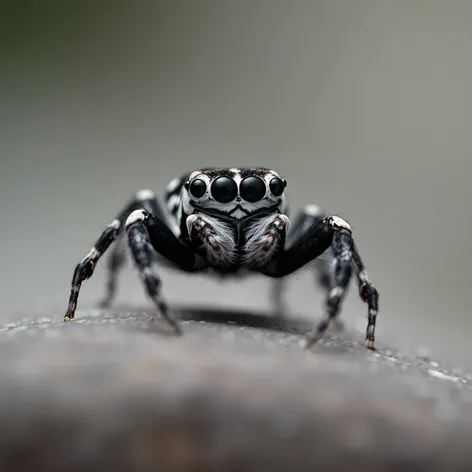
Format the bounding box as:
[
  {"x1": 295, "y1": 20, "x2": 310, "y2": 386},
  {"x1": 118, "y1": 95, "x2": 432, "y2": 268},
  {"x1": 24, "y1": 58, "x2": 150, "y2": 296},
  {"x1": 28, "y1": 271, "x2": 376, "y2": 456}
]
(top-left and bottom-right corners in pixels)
[{"x1": 1, "y1": 307, "x2": 472, "y2": 471}]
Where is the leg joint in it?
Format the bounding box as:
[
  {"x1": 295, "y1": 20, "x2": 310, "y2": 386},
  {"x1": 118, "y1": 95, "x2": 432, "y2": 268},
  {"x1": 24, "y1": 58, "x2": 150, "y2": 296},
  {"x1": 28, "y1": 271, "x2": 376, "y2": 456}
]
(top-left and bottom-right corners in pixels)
[
  {"x1": 125, "y1": 209, "x2": 149, "y2": 231},
  {"x1": 325, "y1": 216, "x2": 352, "y2": 232}
]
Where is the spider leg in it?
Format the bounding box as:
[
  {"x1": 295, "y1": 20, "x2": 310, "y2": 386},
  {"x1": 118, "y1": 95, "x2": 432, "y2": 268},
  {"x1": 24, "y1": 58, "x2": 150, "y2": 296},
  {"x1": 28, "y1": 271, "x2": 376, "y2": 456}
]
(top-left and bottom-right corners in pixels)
[
  {"x1": 64, "y1": 218, "x2": 123, "y2": 321},
  {"x1": 99, "y1": 190, "x2": 170, "y2": 308},
  {"x1": 281, "y1": 204, "x2": 345, "y2": 331},
  {"x1": 64, "y1": 189, "x2": 172, "y2": 321},
  {"x1": 125, "y1": 209, "x2": 203, "y2": 333},
  {"x1": 98, "y1": 231, "x2": 127, "y2": 308},
  {"x1": 286, "y1": 204, "x2": 332, "y2": 288},
  {"x1": 269, "y1": 279, "x2": 287, "y2": 317},
  {"x1": 270, "y1": 205, "x2": 332, "y2": 318},
  {"x1": 261, "y1": 215, "x2": 379, "y2": 350},
  {"x1": 350, "y1": 242, "x2": 379, "y2": 349}
]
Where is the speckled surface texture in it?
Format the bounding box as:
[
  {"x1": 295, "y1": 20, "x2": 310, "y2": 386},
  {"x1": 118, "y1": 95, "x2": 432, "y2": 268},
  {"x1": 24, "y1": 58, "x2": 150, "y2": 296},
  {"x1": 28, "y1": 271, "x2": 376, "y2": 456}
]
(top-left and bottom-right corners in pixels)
[{"x1": 1, "y1": 307, "x2": 472, "y2": 471}]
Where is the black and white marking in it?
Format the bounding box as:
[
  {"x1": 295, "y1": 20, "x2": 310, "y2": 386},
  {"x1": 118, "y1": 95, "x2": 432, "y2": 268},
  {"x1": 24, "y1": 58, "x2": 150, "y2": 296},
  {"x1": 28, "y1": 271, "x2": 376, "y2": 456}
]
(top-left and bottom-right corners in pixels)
[{"x1": 64, "y1": 167, "x2": 379, "y2": 350}]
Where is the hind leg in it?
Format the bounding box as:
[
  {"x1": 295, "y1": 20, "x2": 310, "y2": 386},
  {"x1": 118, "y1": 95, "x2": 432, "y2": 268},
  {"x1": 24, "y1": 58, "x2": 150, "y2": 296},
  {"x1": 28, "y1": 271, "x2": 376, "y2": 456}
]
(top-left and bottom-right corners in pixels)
[
  {"x1": 269, "y1": 278, "x2": 287, "y2": 316},
  {"x1": 98, "y1": 231, "x2": 128, "y2": 308}
]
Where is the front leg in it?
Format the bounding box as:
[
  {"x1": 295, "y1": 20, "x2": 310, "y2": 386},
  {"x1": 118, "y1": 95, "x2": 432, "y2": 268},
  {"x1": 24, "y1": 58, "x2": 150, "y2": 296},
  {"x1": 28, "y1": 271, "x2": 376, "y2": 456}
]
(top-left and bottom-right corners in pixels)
[
  {"x1": 99, "y1": 189, "x2": 170, "y2": 309},
  {"x1": 64, "y1": 190, "x2": 166, "y2": 320},
  {"x1": 262, "y1": 216, "x2": 379, "y2": 350},
  {"x1": 287, "y1": 205, "x2": 332, "y2": 289},
  {"x1": 125, "y1": 209, "x2": 203, "y2": 333},
  {"x1": 64, "y1": 219, "x2": 122, "y2": 321}
]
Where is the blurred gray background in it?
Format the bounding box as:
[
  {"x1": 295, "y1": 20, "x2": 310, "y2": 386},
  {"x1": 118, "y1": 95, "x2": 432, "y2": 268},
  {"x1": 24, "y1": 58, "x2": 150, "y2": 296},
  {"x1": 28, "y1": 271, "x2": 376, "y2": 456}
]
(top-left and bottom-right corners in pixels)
[{"x1": 1, "y1": 0, "x2": 471, "y2": 368}]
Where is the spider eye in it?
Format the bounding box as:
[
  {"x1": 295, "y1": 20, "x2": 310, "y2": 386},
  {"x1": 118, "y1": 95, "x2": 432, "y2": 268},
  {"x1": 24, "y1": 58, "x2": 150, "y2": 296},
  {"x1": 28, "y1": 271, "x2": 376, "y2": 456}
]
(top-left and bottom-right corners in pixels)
[
  {"x1": 211, "y1": 176, "x2": 238, "y2": 203},
  {"x1": 269, "y1": 177, "x2": 286, "y2": 197},
  {"x1": 240, "y1": 176, "x2": 266, "y2": 203},
  {"x1": 188, "y1": 179, "x2": 207, "y2": 198}
]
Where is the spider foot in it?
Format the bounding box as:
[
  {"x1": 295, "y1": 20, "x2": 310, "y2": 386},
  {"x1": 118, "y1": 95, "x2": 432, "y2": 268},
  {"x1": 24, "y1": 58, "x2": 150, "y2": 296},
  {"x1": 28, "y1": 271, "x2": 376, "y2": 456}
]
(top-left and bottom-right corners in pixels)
[
  {"x1": 138, "y1": 282, "x2": 181, "y2": 335},
  {"x1": 299, "y1": 331, "x2": 322, "y2": 350},
  {"x1": 365, "y1": 321, "x2": 376, "y2": 350}
]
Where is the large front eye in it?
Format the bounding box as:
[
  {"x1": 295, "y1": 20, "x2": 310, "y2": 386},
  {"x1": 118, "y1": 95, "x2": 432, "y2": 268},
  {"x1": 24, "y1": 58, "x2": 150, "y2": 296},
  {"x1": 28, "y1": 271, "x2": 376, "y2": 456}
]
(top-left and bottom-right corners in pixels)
[
  {"x1": 240, "y1": 176, "x2": 266, "y2": 203},
  {"x1": 211, "y1": 176, "x2": 238, "y2": 203},
  {"x1": 269, "y1": 177, "x2": 286, "y2": 197},
  {"x1": 189, "y1": 179, "x2": 206, "y2": 198}
]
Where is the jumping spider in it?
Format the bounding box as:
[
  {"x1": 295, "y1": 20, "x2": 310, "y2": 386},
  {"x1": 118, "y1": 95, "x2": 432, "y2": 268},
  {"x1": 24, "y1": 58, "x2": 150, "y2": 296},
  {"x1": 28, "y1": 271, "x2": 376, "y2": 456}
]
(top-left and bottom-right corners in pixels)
[{"x1": 64, "y1": 167, "x2": 379, "y2": 349}]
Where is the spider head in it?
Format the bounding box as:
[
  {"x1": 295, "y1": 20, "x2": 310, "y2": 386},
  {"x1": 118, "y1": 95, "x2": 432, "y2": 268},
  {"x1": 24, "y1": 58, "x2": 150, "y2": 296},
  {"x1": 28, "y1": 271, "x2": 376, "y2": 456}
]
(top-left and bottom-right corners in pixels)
[{"x1": 183, "y1": 167, "x2": 287, "y2": 219}]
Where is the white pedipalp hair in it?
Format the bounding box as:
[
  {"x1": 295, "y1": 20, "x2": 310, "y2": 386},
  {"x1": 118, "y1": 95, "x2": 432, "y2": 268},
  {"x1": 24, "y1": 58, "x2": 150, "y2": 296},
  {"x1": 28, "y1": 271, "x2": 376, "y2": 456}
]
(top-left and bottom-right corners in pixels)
[
  {"x1": 186, "y1": 213, "x2": 237, "y2": 266},
  {"x1": 242, "y1": 213, "x2": 290, "y2": 266}
]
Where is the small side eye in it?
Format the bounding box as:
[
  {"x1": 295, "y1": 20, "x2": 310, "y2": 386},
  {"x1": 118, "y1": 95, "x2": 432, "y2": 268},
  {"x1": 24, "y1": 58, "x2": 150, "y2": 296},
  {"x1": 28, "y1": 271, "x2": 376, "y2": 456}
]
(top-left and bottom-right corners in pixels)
[
  {"x1": 269, "y1": 178, "x2": 286, "y2": 197},
  {"x1": 188, "y1": 179, "x2": 207, "y2": 198}
]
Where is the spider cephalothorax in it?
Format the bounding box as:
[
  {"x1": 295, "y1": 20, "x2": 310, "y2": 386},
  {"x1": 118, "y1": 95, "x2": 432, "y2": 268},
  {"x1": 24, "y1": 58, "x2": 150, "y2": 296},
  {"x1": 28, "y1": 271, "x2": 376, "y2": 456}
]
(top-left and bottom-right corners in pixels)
[
  {"x1": 169, "y1": 168, "x2": 289, "y2": 269},
  {"x1": 63, "y1": 167, "x2": 379, "y2": 350}
]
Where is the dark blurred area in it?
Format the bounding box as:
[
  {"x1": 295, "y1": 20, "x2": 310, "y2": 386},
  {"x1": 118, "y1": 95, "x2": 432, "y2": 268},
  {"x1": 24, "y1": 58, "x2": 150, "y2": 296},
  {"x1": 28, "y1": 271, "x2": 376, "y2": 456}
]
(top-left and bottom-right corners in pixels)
[{"x1": 1, "y1": 0, "x2": 472, "y2": 370}]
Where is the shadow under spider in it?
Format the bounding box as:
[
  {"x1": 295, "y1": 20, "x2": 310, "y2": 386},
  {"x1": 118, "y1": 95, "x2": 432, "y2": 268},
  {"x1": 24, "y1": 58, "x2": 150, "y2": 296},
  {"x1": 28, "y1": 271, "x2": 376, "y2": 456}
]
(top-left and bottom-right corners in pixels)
[{"x1": 111, "y1": 305, "x2": 315, "y2": 336}]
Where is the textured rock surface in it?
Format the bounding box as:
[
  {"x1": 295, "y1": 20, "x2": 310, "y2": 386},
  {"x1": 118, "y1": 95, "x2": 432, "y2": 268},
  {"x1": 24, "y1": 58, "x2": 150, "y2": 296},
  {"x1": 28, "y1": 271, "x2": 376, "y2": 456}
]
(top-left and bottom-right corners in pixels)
[{"x1": 1, "y1": 307, "x2": 472, "y2": 471}]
